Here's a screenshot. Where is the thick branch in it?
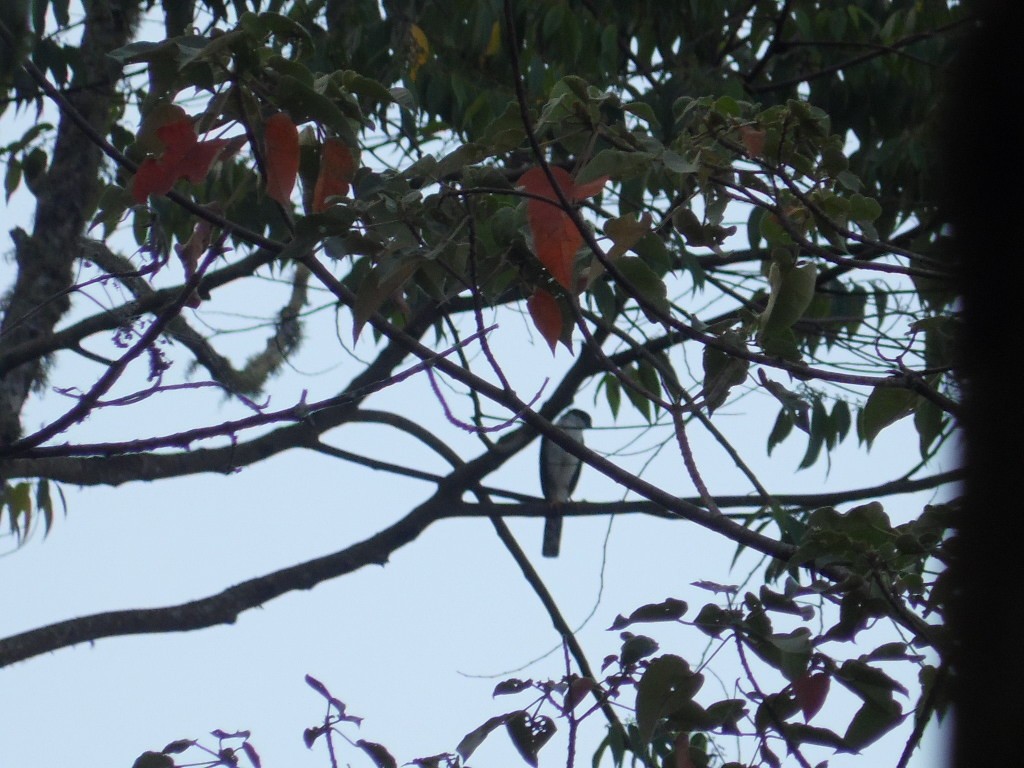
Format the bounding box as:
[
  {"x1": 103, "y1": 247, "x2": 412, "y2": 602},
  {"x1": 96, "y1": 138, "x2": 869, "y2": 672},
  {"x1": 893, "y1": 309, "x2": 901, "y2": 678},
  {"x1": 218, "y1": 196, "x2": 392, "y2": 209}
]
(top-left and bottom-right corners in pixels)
[
  {"x1": 0, "y1": 243, "x2": 279, "y2": 378},
  {"x1": 0, "y1": 3, "x2": 139, "y2": 443},
  {"x1": 0, "y1": 501, "x2": 439, "y2": 668}
]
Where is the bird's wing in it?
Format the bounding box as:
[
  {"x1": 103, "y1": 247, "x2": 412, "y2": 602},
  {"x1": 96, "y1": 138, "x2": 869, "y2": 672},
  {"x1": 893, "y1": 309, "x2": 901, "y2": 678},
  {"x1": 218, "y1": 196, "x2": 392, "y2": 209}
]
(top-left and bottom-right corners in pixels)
[
  {"x1": 566, "y1": 455, "x2": 583, "y2": 497},
  {"x1": 539, "y1": 433, "x2": 556, "y2": 499}
]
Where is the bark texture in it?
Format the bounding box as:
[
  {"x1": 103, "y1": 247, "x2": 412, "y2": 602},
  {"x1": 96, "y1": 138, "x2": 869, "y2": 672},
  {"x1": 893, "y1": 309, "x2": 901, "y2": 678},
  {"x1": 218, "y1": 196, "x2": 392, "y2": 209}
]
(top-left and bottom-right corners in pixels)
[{"x1": 0, "y1": 0, "x2": 139, "y2": 444}]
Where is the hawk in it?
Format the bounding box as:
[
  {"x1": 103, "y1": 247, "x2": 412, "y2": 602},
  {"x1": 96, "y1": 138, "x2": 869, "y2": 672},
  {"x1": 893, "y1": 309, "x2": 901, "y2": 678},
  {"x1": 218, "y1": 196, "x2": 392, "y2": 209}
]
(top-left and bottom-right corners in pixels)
[{"x1": 539, "y1": 409, "x2": 592, "y2": 557}]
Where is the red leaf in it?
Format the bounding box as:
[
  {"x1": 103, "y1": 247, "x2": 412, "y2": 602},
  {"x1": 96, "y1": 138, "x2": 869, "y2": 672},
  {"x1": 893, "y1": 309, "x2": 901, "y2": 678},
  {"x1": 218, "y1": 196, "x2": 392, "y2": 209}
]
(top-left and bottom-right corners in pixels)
[
  {"x1": 527, "y1": 288, "x2": 562, "y2": 354},
  {"x1": 131, "y1": 117, "x2": 228, "y2": 203},
  {"x1": 793, "y1": 672, "x2": 830, "y2": 722},
  {"x1": 518, "y1": 166, "x2": 607, "y2": 292},
  {"x1": 264, "y1": 112, "x2": 299, "y2": 206},
  {"x1": 312, "y1": 138, "x2": 355, "y2": 212},
  {"x1": 132, "y1": 158, "x2": 176, "y2": 204},
  {"x1": 572, "y1": 173, "x2": 610, "y2": 201},
  {"x1": 739, "y1": 125, "x2": 766, "y2": 157}
]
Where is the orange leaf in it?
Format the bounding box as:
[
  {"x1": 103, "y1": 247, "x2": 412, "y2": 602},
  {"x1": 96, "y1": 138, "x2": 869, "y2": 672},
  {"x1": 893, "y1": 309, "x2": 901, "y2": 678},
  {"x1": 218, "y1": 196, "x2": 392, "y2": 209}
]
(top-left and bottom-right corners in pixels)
[
  {"x1": 264, "y1": 112, "x2": 299, "y2": 206},
  {"x1": 131, "y1": 117, "x2": 228, "y2": 203},
  {"x1": 518, "y1": 166, "x2": 608, "y2": 292},
  {"x1": 527, "y1": 287, "x2": 563, "y2": 354},
  {"x1": 572, "y1": 173, "x2": 610, "y2": 201},
  {"x1": 739, "y1": 125, "x2": 766, "y2": 157},
  {"x1": 312, "y1": 138, "x2": 355, "y2": 213}
]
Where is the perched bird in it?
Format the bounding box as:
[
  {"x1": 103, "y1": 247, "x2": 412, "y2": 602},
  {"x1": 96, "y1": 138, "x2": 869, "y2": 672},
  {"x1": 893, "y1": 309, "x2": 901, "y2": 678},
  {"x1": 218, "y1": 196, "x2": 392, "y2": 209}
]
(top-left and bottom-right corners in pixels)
[{"x1": 539, "y1": 409, "x2": 592, "y2": 557}]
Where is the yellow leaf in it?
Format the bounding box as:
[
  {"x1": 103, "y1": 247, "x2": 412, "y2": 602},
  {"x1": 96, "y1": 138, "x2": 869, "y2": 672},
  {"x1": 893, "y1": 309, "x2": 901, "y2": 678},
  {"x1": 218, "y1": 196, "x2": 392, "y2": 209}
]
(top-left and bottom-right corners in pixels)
[
  {"x1": 484, "y1": 21, "x2": 501, "y2": 57},
  {"x1": 409, "y1": 24, "x2": 430, "y2": 81}
]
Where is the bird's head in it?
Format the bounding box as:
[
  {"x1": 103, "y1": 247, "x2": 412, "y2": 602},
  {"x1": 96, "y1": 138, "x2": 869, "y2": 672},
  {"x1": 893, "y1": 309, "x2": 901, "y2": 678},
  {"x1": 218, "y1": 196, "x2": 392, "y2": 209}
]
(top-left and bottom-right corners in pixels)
[{"x1": 559, "y1": 409, "x2": 592, "y2": 429}]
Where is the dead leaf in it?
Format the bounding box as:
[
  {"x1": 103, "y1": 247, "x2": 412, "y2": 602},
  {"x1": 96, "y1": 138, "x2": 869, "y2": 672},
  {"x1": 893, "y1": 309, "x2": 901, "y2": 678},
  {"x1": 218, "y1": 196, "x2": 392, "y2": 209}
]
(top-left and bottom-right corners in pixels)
[
  {"x1": 131, "y1": 118, "x2": 229, "y2": 203},
  {"x1": 312, "y1": 138, "x2": 355, "y2": 212},
  {"x1": 518, "y1": 166, "x2": 607, "y2": 292},
  {"x1": 264, "y1": 112, "x2": 299, "y2": 206}
]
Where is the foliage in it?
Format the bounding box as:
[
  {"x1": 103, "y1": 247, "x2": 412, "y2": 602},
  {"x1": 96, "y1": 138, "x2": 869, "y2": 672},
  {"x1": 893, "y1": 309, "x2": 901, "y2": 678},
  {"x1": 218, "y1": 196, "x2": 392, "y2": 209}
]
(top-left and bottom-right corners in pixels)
[{"x1": 0, "y1": 1, "x2": 965, "y2": 767}]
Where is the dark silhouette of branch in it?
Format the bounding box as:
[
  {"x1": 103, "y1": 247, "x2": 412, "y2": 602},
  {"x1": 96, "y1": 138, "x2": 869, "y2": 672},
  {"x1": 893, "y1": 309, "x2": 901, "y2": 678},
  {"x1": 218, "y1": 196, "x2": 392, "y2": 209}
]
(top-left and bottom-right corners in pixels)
[
  {"x1": 0, "y1": 501, "x2": 440, "y2": 668},
  {"x1": 747, "y1": 16, "x2": 974, "y2": 94},
  {"x1": 84, "y1": 242, "x2": 306, "y2": 395},
  {"x1": 0, "y1": 243, "x2": 279, "y2": 378},
  {"x1": 744, "y1": 0, "x2": 795, "y2": 82}
]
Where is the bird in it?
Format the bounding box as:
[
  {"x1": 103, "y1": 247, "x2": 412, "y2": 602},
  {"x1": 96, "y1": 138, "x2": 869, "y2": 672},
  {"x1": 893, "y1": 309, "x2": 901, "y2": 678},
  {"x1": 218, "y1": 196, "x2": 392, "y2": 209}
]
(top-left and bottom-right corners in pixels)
[{"x1": 539, "y1": 409, "x2": 592, "y2": 558}]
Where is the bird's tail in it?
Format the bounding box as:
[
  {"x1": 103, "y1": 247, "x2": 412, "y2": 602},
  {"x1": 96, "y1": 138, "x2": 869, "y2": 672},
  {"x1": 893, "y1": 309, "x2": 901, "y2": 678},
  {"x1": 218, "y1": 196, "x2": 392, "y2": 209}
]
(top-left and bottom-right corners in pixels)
[{"x1": 542, "y1": 515, "x2": 562, "y2": 558}]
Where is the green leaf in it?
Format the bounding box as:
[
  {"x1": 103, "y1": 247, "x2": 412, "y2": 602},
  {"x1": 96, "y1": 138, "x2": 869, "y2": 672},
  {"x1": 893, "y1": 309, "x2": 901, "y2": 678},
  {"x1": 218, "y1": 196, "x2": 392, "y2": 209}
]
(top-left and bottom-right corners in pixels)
[
  {"x1": 838, "y1": 658, "x2": 907, "y2": 702},
  {"x1": 457, "y1": 714, "x2": 509, "y2": 761},
  {"x1": 599, "y1": 372, "x2": 621, "y2": 418},
  {"x1": 577, "y1": 149, "x2": 653, "y2": 185},
  {"x1": 619, "y1": 633, "x2": 659, "y2": 666},
  {"x1": 355, "y1": 740, "x2": 397, "y2": 768},
  {"x1": 635, "y1": 655, "x2": 704, "y2": 746},
  {"x1": 859, "y1": 386, "x2": 917, "y2": 446},
  {"x1": 779, "y1": 722, "x2": 849, "y2": 751},
  {"x1": 832, "y1": 399, "x2": 851, "y2": 442},
  {"x1": 432, "y1": 142, "x2": 488, "y2": 179},
  {"x1": 713, "y1": 95, "x2": 741, "y2": 116},
  {"x1": 636, "y1": 357, "x2": 661, "y2": 397},
  {"x1": 351, "y1": 258, "x2": 420, "y2": 342},
  {"x1": 704, "y1": 699, "x2": 746, "y2": 732},
  {"x1": 589, "y1": 278, "x2": 617, "y2": 324},
  {"x1": 622, "y1": 365, "x2": 652, "y2": 423},
  {"x1": 754, "y1": 691, "x2": 800, "y2": 733},
  {"x1": 623, "y1": 100, "x2": 659, "y2": 126},
  {"x1": 758, "y1": 326, "x2": 801, "y2": 361},
  {"x1": 702, "y1": 331, "x2": 749, "y2": 414},
  {"x1": 338, "y1": 70, "x2": 395, "y2": 103},
  {"x1": 659, "y1": 148, "x2": 699, "y2": 174},
  {"x1": 849, "y1": 193, "x2": 882, "y2": 222},
  {"x1": 265, "y1": 54, "x2": 313, "y2": 86},
  {"x1": 480, "y1": 101, "x2": 527, "y2": 152},
  {"x1": 630, "y1": 232, "x2": 673, "y2": 276},
  {"x1": 4, "y1": 157, "x2": 21, "y2": 201},
  {"x1": 256, "y1": 11, "x2": 313, "y2": 45},
  {"x1": 760, "y1": 260, "x2": 816, "y2": 334},
  {"x1": 273, "y1": 75, "x2": 351, "y2": 137},
  {"x1": 35, "y1": 478, "x2": 54, "y2": 536},
  {"x1": 505, "y1": 711, "x2": 556, "y2": 767},
  {"x1": 747, "y1": 206, "x2": 765, "y2": 251},
  {"x1": 694, "y1": 604, "x2": 736, "y2": 638},
  {"x1": 614, "y1": 256, "x2": 669, "y2": 317},
  {"x1": 914, "y1": 394, "x2": 944, "y2": 458},
  {"x1": 765, "y1": 628, "x2": 812, "y2": 680},
  {"x1": 767, "y1": 408, "x2": 794, "y2": 456},
  {"x1": 798, "y1": 398, "x2": 828, "y2": 469},
  {"x1": 21, "y1": 147, "x2": 47, "y2": 193},
  {"x1": 759, "y1": 213, "x2": 795, "y2": 247},
  {"x1": 131, "y1": 752, "x2": 175, "y2": 768},
  {"x1": 603, "y1": 212, "x2": 652, "y2": 259},
  {"x1": 843, "y1": 699, "x2": 903, "y2": 751},
  {"x1": 107, "y1": 39, "x2": 177, "y2": 64},
  {"x1": 609, "y1": 598, "x2": 688, "y2": 629},
  {"x1": 3, "y1": 482, "x2": 33, "y2": 538}
]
